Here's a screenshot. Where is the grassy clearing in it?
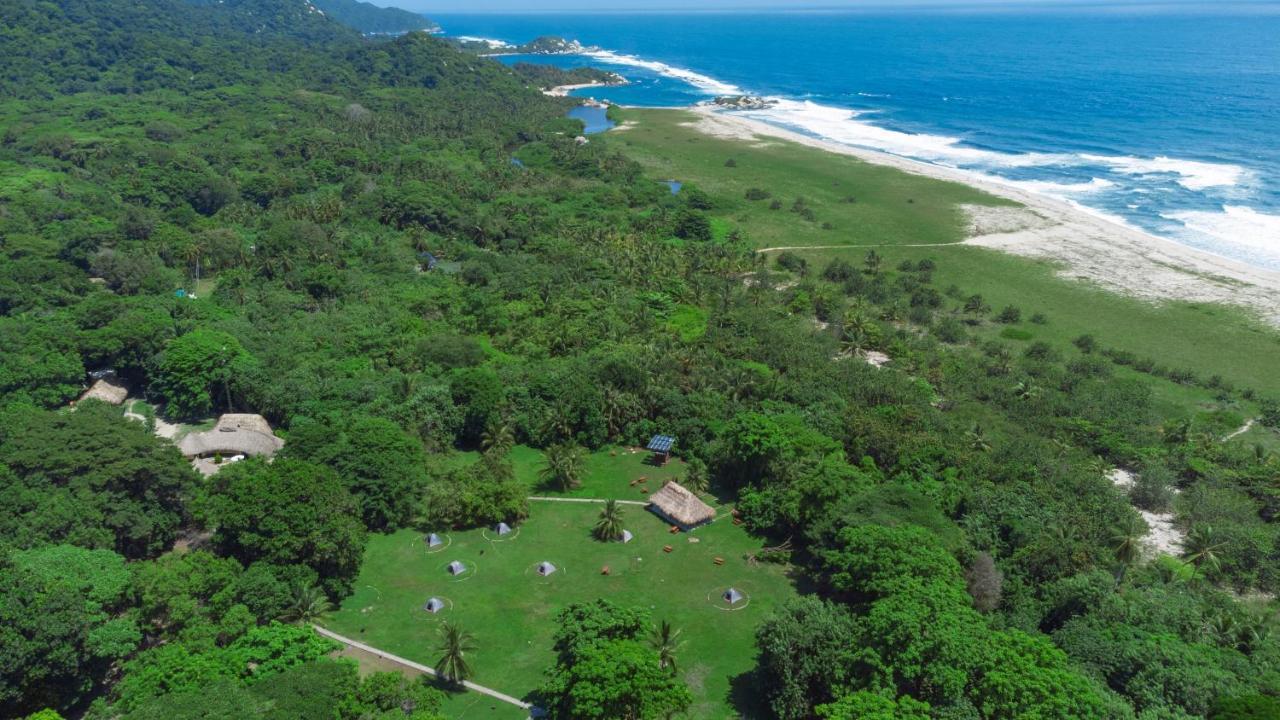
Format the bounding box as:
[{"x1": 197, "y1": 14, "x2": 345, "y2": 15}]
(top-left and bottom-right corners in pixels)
[
  {"x1": 608, "y1": 108, "x2": 1280, "y2": 398},
  {"x1": 325, "y1": 502, "x2": 796, "y2": 719},
  {"x1": 612, "y1": 108, "x2": 1006, "y2": 250},
  {"x1": 451, "y1": 444, "x2": 691, "y2": 501}
]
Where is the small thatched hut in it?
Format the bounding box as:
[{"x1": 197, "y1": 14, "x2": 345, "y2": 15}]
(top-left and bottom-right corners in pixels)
[
  {"x1": 77, "y1": 377, "x2": 128, "y2": 406},
  {"x1": 647, "y1": 481, "x2": 714, "y2": 530},
  {"x1": 178, "y1": 413, "x2": 284, "y2": 459}
]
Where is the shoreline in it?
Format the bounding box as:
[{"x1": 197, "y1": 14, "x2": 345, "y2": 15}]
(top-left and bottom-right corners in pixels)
[
  {"x1": 544, "y1": 81, "x2": 623, "y2": 98},
  {"x1": 681, "y1": 106, "x2": 1280, "y2": 326}
]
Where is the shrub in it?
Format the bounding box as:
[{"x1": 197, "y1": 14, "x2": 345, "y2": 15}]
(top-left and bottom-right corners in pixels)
[
  {"x1": 775, "y1": 251, "x2": 808, "y2": 275},
  {"x1": 769, "y1": 199, "x2": 783, "y2": 211},
  {"x1": 745, "y1": 187, "x2": 771, "y2": 201},
  {"x1": 724, "y1": 158, "x2": 737, "y2": 167},
  {"x1": 1029, "y1": 312, "x2": 1048, "y2": 324},
  {"x1": 996, "y1": 305, "x2": 1022, "y2": 324},
  {"x1": 822, "y1": 259, "x2": 857, "y2": 282},
  {"x1": 1072, "y1": 334, "x2": 1097, "y2": 354},
  {"x1": 1259, "y1": 399, "x2": 1280, "y2": 429}
]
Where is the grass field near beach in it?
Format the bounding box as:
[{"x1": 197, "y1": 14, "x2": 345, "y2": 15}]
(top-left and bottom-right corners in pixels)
[
  {"x1": 324, "y1": 501, "x2": 797, "y2": 719},
  {"x1": 609, "y1": 108, "x2": 1280, "y2": 401}
]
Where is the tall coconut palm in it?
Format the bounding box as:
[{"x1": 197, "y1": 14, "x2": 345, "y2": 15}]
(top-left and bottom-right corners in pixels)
[
  {"x1": 1112, "y1": 516, "x2": 1146, "y2": 587},
  {"x1": 650, "y1": 620, "x2": 685, "y2": 675},
  {"x1": 540, "y1": 442, "x2": 587, "y2": 492},
  {"x1": 1182, "y1": 524, "x2": 1227, "y2": 580},
  {"x1": 281, "y1": 583, "x2": 333, "y2": 624},
  {"x1": 435, "y1": 622, "x2": 476, "y2": 686},
  {"x1": 593, "y1": 499, "x2": 625, "y2": 542}
]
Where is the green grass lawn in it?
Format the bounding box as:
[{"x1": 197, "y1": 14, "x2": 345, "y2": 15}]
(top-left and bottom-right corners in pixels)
[
  {"x1": 324, "y1": 501, "x2": 797, "y2": 719},
  {"x1": 608, "y1": 108, "x2": 1280, "y2": 398},
  {"x1": 452, "y1": 443, "x2": 692, "y2": 501},
  {"x1": 612, "y1": 107, "x2": 1008, "y2": 251}
]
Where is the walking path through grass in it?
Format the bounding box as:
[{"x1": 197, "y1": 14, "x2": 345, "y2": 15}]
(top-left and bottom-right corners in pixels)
[
  {"x1": 527, "y1": 496, "x2": 649, "y2": 506},
  {"x1": 313, "y1": 625, "x2": 535, "y2": 715},
  {"x1": 757, "y1": 241, "x2": 967, "y2": 252}
]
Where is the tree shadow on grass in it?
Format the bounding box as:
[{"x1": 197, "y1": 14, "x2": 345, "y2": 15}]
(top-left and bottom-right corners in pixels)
[{"x1": 728, "y1": 667, "x2": 770, "y2": 719}]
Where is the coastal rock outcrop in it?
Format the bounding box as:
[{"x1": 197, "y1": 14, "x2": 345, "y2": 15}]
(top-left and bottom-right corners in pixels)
[{"x1": 707, "y1": 95, "x2": 778, "y2": 110}]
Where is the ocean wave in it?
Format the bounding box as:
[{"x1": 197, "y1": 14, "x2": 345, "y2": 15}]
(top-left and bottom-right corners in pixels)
[
  {"x1": 1003, "y1": 177, "x2": 1116, "y2": 195},
  {"x1": 1081, "y1": 154, "x2": 1249, "y2": 192},
  {"x1": 1164, "y1": 206, "x2": 1280, "y2": 263},
  {"x1": 576, "y1": 48, "x2": 743, "y2": 95}
]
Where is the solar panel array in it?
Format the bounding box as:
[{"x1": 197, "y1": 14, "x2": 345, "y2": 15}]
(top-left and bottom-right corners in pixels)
[{"x1": 647, "y1": 434, "x2": 675, "y2": 452}]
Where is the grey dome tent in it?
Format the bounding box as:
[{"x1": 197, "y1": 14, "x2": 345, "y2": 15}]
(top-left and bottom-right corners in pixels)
[
  {"x1": 424, "y1": 597, "x2": 445, "y2": 614},
  {"x1": 723, "y1": 588, "x2": 744, "y2": 605},
  {"x1": 537, "y1": 561, "x2": 557, "y2": 576},
  {"x1": 447, "y1": 561, "x2": 466, "y2": 576},
  {"x1": 620, "y1": 529, "x2": 634, "y2": 544},
  {"x1": 425, "y1": 533, "x2": 443, "y2": 548},
  {"x1": 495, "y1": 522, "x2": 512, "y2": 535}
]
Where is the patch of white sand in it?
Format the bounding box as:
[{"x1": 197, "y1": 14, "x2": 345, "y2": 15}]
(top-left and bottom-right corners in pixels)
[{"x1": 1108, "y1": 468, "x2": 1185, "y2": 557}]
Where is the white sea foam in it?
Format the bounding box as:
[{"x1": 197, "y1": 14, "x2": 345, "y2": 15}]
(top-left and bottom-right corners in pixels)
[
  {"x1": 1082, "y1": 154, "x2": 1248, "y2": 191},
  {"x1": 1004, "y1": 177, "x2": 1116, "y2": 195},
  {"x1": 577, "y1": 48, "x2": 743, "y2": 95},
  {"x1": 738, "y1": 99, "x2": 1068, "y2": 168},
  {"x1": 1164, "y1": 206, "x2": 1280, "y2": 264},
  {"x1": 455, "y1": 36, "x2": 514, "y2": 49}
]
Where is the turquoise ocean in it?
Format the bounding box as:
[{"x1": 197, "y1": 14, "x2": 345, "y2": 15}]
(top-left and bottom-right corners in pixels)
[{"x1": 433, "y1": 7, "x2": 1280, "y2": 269}]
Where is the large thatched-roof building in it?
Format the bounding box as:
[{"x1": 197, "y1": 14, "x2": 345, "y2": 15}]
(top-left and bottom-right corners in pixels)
[
  {"x1": 178, "y1": 414, "x2": 284, "y2": 459},
  {"x1": 647, "y1": 480, "x2": 714, "y2": 530}
]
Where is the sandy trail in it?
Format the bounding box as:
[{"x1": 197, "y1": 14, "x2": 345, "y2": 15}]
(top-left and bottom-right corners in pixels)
[
  {"x1": 1223, "y1": 418, "x2": 1257, "y2": 441},
  {"x1": 683, "y1": 107, "x2": 1280, "y2": 326},
  {"x1": 1108, "y1": 469, "x2": 1185, "y2": 558}
]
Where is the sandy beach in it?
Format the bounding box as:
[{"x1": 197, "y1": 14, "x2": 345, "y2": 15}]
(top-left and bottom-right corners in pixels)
[
  {"x1": 685, "y1": 106, "x2": 1280, "y2": 326},
  {"x1": 544, "y1": 82, "x2": 620, "y2": 97}
]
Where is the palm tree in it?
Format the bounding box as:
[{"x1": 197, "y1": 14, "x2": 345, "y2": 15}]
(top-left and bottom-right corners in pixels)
[
  {"x1": 682, "y1": 460, "x2": 710, "y2": 494},
  {"x1": 1182, "y1": 524, "x2": 1227, "y2": 580},
  {"x1": 481, "y1": 419, "x2": 514, "y2": 458},
  {"x1": 863, "y1": 249, "x2": 882, "y2": 275},
  {"x1": 540, "y1": 442, "x2": 587, "y2": 492},
  {"x1": 1111, "y1": 516, "x2": 1146, "y2": 587},
  {"x1": 967, "y1": 424, "x2": 991, "y2": 453},
  {"x1": 963, "y1": 294, "x2": 991, "y2": 317},
  {"x1": 650, "y1": 620, "x2": 685, "y2": 674},
  {"x1": 1012, "y1": 381, "x2": 1040, "y2": 402},
  {"x1": 281, "y1": 583, "x2": 333, "y2": 624},
  {"x1": 593, "y1": 499, "x2": 625, "y2": 542},
  {"x1": 434, "y1": 622, "x2": 476, "y2": 686}
]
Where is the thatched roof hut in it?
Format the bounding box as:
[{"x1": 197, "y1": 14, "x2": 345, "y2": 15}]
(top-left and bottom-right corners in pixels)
[
  {"x1": 647, "y1": 481, "x2": 714, "y2": 529},
  {"x1": 178, "y1": 414, "x2": 284, "y2": 458},
  {"x1": 77, "y1": 377, "x2": 128, "y2": 406}
]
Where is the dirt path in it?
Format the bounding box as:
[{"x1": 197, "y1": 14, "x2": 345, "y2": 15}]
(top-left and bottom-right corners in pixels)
[
  {"x1": 313, "y1": 626, "x2": 535, "y2": 716},
  {"x1": 1223, "y1": 418, "x2": 1257, "y2": 442},
  {"x1": 527, "y1": 496, "x2": 649, "y2": 506},
  {"x1": 123, "y1": 399, "x2": 182, "y2": 439},
  {"x1": 755, "y1": 241, "x2": 967, "y2": 253}
]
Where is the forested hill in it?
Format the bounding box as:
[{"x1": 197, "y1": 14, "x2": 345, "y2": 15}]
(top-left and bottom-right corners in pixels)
[
  {"x1": 2, "y1": 0, "x2": 1279, "y2": 719},
  {"x1": 310, "y1": 0, "x2": 438, "y2": 35}
]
